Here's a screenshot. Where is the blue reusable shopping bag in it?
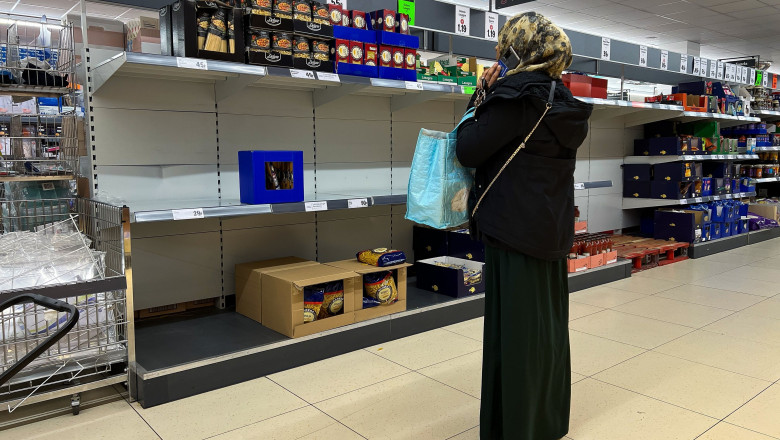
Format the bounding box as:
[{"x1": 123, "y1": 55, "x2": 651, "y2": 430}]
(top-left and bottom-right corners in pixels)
[{"x1": 405, "y1": 108, "x2": 476, "y2": 229}]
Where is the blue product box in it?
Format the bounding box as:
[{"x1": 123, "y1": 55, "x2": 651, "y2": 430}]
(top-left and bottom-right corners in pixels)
[
  {"x1": 740, "y1": 178, "x2": 756, "y2": 193},
  {"x1": 738, "y1": 203, "x2": 748, "y2": 217},
  {"x1": 701, "y1": 177, "x2": 712, "y2": 196},
  {"x1": 702, "y1": 223, "x2": 711, "y2": 241},
  {"x1": 335, "y1": 62, "x2": 377, "y2": 78},
  {"x1": 377, "y1": 66, "x2": 416, "y2": 81},
  {"x1": 702, "y1": 161, "x2": 730, "y2": 178},
  {"x1": 413, "y1": 225, "x2": 448, "y2": 261},
  {"x1": 624, "y1": 181, "x2": 651, "y2": 198},
  {"x1": 635, "y1": 137, "x2": 687, "y2": 156},
  {"x1": 721, "y1": 222, "x2": 732, "y2": 237},
  {"x1": 375, "y1": 31, "x2": 419, "y2": 48},
  {"x1": 238, "y1": 150, "x2": 304, "y2": 205},
  {"x1": 651, "y1": 181, "x2": 691, "y2": 199},
  {"x1": 447, "y1": 229, "x2": 485, "y2": 262},
  {"x1": 333, "y1": 25, "x2": 376, "y2": 43},
  {"x1": 731, "y1": 179, "x2": 739, "y2": 194},
  {"x1": 623, "y1": 164, "x2": 652, "y2": 181},
  {"x1": 687, "y1": 205, "x2": 711, "y2": 223},
  {"x1": 738, "y1": 218, "x2": 749, "y2": 234},
  {"x1": 654, "y1": 162, "x2": 697, "y2": 182},
  {"x1": 654, "y1": 210, "x2": 704, "y2": 243},
  {"x1": 710, "y1": 203, "x2": 728, "y2": 222},
  {"x1": 711, "y1": 222, "x2": 722, "y2": 239},
  {"x1": 731, "y1": 220, "x2": 740, "y2": 235}
]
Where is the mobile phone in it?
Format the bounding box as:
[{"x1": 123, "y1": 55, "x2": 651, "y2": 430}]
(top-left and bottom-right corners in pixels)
[{"x1": 497, "y1": 46, "x2": 521, "y2": 77}]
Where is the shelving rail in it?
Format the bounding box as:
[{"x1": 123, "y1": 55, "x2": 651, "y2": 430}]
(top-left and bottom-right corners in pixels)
[
  {"x1": 0, "y1": 15, "x2": 129, "y2": 417},
  {"x1": 73, "y1": 0, "x2": 780, "y2": 408}
]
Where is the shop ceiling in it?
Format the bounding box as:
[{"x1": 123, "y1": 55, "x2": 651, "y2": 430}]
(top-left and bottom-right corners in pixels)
[{"x1": 1, "y1": 0, "x2": 779, "y2": 72}]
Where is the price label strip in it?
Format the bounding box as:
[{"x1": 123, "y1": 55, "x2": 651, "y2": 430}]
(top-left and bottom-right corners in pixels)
[
  {"x1": 290, "y1": 69, "x2": 316, "y2": 80},
  {"x1": 574, "y1": 182, "x2": 585, "y2": 190},
  {"x1": 304, "y1": 201, "x2": 328, "y2": 212},
  {"x1": 172, "y1": 208, "x2": 205, "y2": 220},
  {"x1": 405, "y1": 81, "x2": 423, "y2": 90},
  {"x1": 177, "y1": 57, "x2": 208, "y2": 70},
  {"x1": 348, "y1": 198, "x2": 369, "y2": 209},
  {"x1": 317, "y1": 72, "x2": 340, "y2": 82}
]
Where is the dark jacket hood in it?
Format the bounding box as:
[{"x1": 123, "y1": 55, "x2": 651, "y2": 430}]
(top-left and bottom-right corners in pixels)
[{"x1": 476, "y1": 71, "x2": 594, "y2": 151}]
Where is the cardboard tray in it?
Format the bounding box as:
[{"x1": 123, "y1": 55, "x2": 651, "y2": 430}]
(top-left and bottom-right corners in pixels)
[{"x1": 325, "y1": 260, "x2": 411, "y2": 322}]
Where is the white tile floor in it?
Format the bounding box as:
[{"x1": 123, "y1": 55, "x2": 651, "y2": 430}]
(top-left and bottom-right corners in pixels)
[{"x1": 6, "y1": 239, "x2": 780, "y2": 440}]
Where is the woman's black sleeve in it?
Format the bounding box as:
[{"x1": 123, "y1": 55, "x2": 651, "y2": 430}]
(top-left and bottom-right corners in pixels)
[{"x1": 456, "y1": 99, "x2": 525, "y2": 168}]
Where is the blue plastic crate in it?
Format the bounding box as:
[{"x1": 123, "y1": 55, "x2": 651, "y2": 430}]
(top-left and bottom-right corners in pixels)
[
  {"x1": 336, "y1": 62, "x2": 377, "y2": 78},
  {"x1": 333, "y1": 26, "x2": 377, "y2": 43},
  {"x1": 238, "y1": 150, "x2": 304, "y2": 205},
  {"x1": 377, "y1": 66, "x2": 416, "y2": 81},
  {"x1": 375, "y1": 31, "x2": 419, "y2": 49}
]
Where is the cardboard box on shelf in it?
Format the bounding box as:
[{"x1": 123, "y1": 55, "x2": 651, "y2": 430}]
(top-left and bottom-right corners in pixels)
[
  {"x1": 262, "y1": 264, "x2": 358, "y2": 338},
  {"x1": 415, "y1": 256, "x2": 485, "y2": 298},
  {"x1": 749, "y1": 204, "x2": 779, "y2": 221},
  {"x1": 588, "y1": 253, "x2": 605, "y2": 269},
  {"x1": 567, "y1": 257, "x2": 588, "y2": 273},
  {"x1": 325, "y1": 260, "x2": 411, "y2": 322},
  {"x1": 574, "y1": 221, "x2": 588, "y2": 234},
  {"x1": 235, "y1": 256, "x2": 318, "y2": 324}
]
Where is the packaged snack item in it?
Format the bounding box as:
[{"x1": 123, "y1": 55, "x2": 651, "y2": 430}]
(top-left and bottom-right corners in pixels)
[
  {"x1": 293, "y1": 0, "x2": 312, "y2": 21},
  {"x1": 351, "y1": 10, "x2": 367, "y2": 29},
  {"x1": 274, "y1": 0, "x2": 293, "y2": 19},
  {"x1": 248, "y1": 30, "x2": 271, "y2": 52},
  {"x1": 350, "y1": 41, "x2": 364, "y2": 64},
  {"x1": 303, "y1": 287, "x2": 324, "y2": 322},
  {"x1": 370, "y1": 9, "x2": 395, "y2": 32},
  {"x1": 341, "y1": 9, "x2": 350, "y2": 26},
  {"x1": 312, "y1": 2, "x2": 329, "y2": 24},
  {"x1": 404, "y1": 48, "x2": 416, "y2": 69},
  {"x1": 293, "y1": 35, "x2": 310, "y2": 58},
  {"x1": 356, "y1": 248, "x2": 407, "y2": 267},
  {"x1": 311, "y1": 40, "x2": 330, "y2": 61},
  {"x1": 334, "y1": 39, "x2": 349, "y2": 63},
  {"x1": 364, "y1": 43, "x2": 378, "y2": 66},
  {"x1": 197, "y1": 12, "x2": 211, "y2": 50},
  {"x1": 272, "y1": 32, "x2": 293, "y2": 55},
  {"x1": 328, "y1": 4, "x2": 342, "y2": 25},
  {"x1": 396, "y1": 13, "x2": 409, "y2": 34},
  {"x1": 227, "y1": 15, "x2": 235, "y2": 53},
  {"x1": 363, "y1": 297, "x2": 382, "y2": 309},
  {"x1": 379, "y1": 46, "x2": 392, "y2": 67},
  {"x1": 204, "y1": 9, "x2": 228, "y2": 52},
  {"x1": 250, "y1": 0, "x2": 272, "y2": 16},
  {"x1": 319, "y1": 281, "x2": 345, "y2": 318},
  {"x1": 363, "y1": 272, "x2": 398, "y2": 304},
  {"x1": 392, "y1": 47, "x2": 404, "y2": 68}
]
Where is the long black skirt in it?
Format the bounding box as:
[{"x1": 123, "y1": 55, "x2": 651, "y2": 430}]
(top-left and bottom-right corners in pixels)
[{"x1": 480, "y1": 244, "x2": 571, "y2": 440}]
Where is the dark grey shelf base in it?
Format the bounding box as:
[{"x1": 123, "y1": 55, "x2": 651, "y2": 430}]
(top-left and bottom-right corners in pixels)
[
  {"x1": 689, "y1": 227, "x2": 780, "y2": 258},
  {"x1": 131, "y1": 261, "x2": 630, "y2": 408}
]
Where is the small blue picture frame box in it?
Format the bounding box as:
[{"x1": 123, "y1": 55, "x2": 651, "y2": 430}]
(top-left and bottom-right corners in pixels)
[{"x1": 238, "y1": 150, "x2": 304, "y2": 204}]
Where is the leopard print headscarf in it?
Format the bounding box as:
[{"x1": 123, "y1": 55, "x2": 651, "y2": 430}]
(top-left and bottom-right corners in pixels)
[{"x1": 498, "y1": 12, "x2": 572, "y2": 79}]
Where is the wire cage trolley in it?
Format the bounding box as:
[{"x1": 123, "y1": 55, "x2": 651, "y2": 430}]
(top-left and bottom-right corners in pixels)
[
  {"x1": 0, "y1": 198, "x2": 128, "y2": 415},
  {"x1": 0, "y1": 15, "x2": 77, "y2": 180}
]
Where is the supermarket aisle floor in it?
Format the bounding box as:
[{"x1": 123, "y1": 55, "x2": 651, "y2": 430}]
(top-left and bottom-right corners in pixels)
[{"x1": 6, "y1": 239, "x2": 780, "y2": 440}]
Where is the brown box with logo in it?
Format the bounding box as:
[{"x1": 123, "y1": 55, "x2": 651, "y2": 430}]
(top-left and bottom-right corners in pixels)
[
  {"x1": 235, "y1": 256, "x2": 318, "y2": 324},
  {"x1": 326, "y1": 260, "x2": 410, "y2": 323},
  {"x1": 262, "y1": 264, "x2": 358, "y2": 338}
]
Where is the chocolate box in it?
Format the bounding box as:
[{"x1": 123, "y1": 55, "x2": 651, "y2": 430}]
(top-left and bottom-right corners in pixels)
[
  {"x1": 702, "y1": 161, "x2": 730, "y2": 178},
  {"x1": 349, "y1": 41, "x2": 364, "y2": 64},
  {"x1": 334, "y1": 39, "x2": 350, "y2": 63},
  {"x1": 623, "y1": 164, "x2": 651, "y2": 181},
  {"x1": 653, "y1": 162, "x2": 696, "y2": 182},
  {"x1": 159, "y1": 4, "x2": 173, "y2": 55},
  {"x1": 392, "y1": 46, "x2": 404, "y2": 68},
  {"x1": 404, "y1": 48, "x2": 416, "y2": 69},
  {"x1": 654, "y1": 210, "x2": 705, "y2": 243},
  {"x1": 415, "y1": 256, "x2": 485, "y2": 298},
  {"x1": 370, "y1": 9, "x2": 395, "y2": 32},
  {"x1": 413, "y1": 225, "x2": 448, "y2": 261},
  {"x1": 364, "y1": 43, "x2": 378, "y2": 66},
  {"x1": 623, "y1": 181, "x2": 650, "y2": 198},
  {"x1": 447, "y1": 229, "x2": 485, "y2": 262},
  {"x1": 651, "y1": 181, "x2": 692, "y2": 200},
  {"x1": 351, "y1": 10, "x2": 367, "y2": 29},
  {"x1": 379, "y1": 45, "x2": 393, "y2": 67},
  {"x1": 328, "y1": 4, "x2": 342, "y2": 25},
  {"x1": 396, "y1": 13, "x2": 410, "y2": 34},
  {"x1": 341, "y1": 8, "x2": 350, "y2": 26}
]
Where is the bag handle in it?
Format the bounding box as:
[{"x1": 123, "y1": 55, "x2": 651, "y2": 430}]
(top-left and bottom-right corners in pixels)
[{"x1": 472, "y1": 81, "x2": 556, "y2": 218}]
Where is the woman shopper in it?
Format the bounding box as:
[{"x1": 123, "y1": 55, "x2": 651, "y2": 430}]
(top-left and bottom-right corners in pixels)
[{"x1": 456, "y1": 12, "x2": 593, "y2": 440}]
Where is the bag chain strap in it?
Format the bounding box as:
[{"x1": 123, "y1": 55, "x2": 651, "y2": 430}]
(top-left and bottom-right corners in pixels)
[{"x1": 471, "y1": 81, "x2": 557, "y2": 218}]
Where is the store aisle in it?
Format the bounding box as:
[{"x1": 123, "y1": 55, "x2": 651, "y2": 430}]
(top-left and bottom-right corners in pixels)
[{"x1": 5, "y1": 240, "x2": 780, "y2": 440}]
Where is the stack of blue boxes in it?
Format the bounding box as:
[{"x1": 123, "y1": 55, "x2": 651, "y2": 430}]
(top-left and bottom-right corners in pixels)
[{"x1": 708, "y1": 200, "x2": 749, "y2": 239}]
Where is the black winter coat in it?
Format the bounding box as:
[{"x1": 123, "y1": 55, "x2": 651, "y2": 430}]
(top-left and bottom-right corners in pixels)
[{"x1": 456, "y1": 71, "x2": 593, "y2": 261}]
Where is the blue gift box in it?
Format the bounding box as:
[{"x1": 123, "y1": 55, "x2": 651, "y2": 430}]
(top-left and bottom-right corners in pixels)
[
  {"x1": 738, "y1": 218, "x2": 749, "y2": 234},
  {"x1": 624, "y1": 181, "x2": 651, "y2": 198},
  {"x1": 739, "y1": 178, "x2": 756, "y2": 193},
  {"x1": 333, "y1": 25, "x2": 377, "y2": 43},
  {"x1": 721, "y1": 222, "x2": 732, "y2": 237},
  {"x1": 732, "y1": 220, "x2": 741, "y2": 235},
  {"x1": 238, "y1": 150, "x2": 304, "y2": 205},
  {"x1": 447, "y1": 229, "x2": 485, "y2": 262},
  {"x1": 711, "y1": 222, "x2": 722, "y2": 239},
  {"x1": 623, "y1": 164, "x2": 652, "y2": 181},
  {"x1": 335, "y1": 62, "x2": 378, "y2": 78},
  {"x1": 702, "y1": 223, "x2": 711, "y2": 241},
  {"x1": 375, "y1": 31, "x2": 419, "y2": 48},
  {"x1": 701, "y1": 177, "x2": 712, "y2": 196},
  {"x1": 654, "y1": 210, "x2": 704, "y2": 243}
]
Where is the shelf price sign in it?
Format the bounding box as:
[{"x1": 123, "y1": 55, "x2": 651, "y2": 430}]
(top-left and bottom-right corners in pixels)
[
  {"x1": 680, "y1": 54, "x2": 688, "y2": 73},
  {"x1": 455, "y1": 5, "x2": 470, "y2": 36},
  {"x1": 348, "y1": 198, "x2": 369, "y2": 209},
  {"x1": 708, "y1": 59, "x2": 716, "y2": 78},
  {"x1": 692, "y1": 57, "x2": 700, "y2": 75},
  {"x1": 172, "y1": 208, "x2": 205, "y2": 220},
  {"x1": 290, "y1": 69, "x2": 316, "y2": 80},
  {"x1": 177, "y1": 57, "x2": 208, "y2": 70},
  {"x1": 639, "y1": 45, "x2": 647, "y2": 67},
  {"x1": 741, "y1": 66, "x2": 748, "y2": 84},
  {"x1": 750, "y1": 68, "x2": 756, "y2": 85},
  {"x1": 716, "y1": 61, "x2": 724, "y2": 80},
  {"x1": 774, "y1": 74, "x2": 778, "y2": 89},
  {"x1": 601, "y1": 37, "x2": 611, "y2": 60},
  {"x1": 485, "y1": 12, "x2": 498, "y2": 41},
  {"x1": 763, "y1": 71, "x2": 769, "y2": 87},
  {"x1": 660, "y1": 50, "x2": 668, "y2": 70}
]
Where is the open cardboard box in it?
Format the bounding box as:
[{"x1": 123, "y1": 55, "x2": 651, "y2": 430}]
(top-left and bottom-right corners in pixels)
[
  {"x1": 262, "y1": 264, "x2": 358, "y2": 338},
  {"x1": 415, "y1": 256, "x2": 485, "y2": 298},
  {"x1": 235, "y1": 256, "x2": 318, "y2": 324},
  {"x1": 325, "y1": 260, "x2": 411, "y2": 323}
]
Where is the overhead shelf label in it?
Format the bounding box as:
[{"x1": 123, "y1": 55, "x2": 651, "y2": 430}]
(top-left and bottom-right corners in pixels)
[
  {"x1": 717, "y1": 61, "x2": 724, "y2": 80},
  {"x1": 305, "y1": 201, "x2": 328, "y2": 212},
  {"x1": 348, "y1": 198, "x2": 369, "y2": 209},
  {"x1": 639, "y1": 45, "x2": 647, "y2": 67},
  {"x1": 172, "y1": 208, "x2": 205, "y2": 220},
  {"x1": 601, "y1": 37, "x2": 611, "y2": 61},
  {"x1": 708, "y1": 59, "x2": 716, "y2": 78},
  {"x1": 176, "y1": 57, "x2": 208, "y2": 70},
  {"x1": 680, "y1": 54, "x2": 688, "y2": 73},
  {"x1": 660, "y1": 50, "x2": 668, "y2": 70},
  {"x1": 485, "y1": 12, "x2": 498, "y2": 41},
  {"x1": 763, "y1": 72, "x2": 769, "y2": 87},
  {"x1": 692, "y1": 57, "x2": 700, "y2": 75}
]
